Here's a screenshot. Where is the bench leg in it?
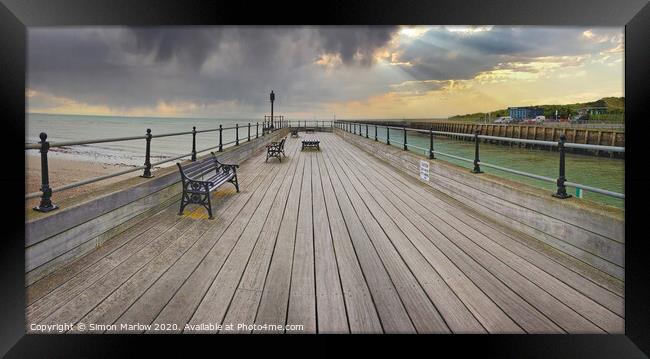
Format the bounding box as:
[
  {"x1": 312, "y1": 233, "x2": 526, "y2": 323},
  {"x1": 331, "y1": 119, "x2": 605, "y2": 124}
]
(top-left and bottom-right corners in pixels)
[
  {"x1": 178, "y1": 199, "x2": 188, "y2": 216},
  {"x1": 230, "y1": 173, "x2": 240, "y2": 193},
  {"x1": 204, "y1": 193, "x2": 213, "y2": 219}
]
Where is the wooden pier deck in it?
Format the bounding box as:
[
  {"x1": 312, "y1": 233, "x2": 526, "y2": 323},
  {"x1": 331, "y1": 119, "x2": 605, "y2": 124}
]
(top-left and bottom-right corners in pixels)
[{"x1": 26, "y1": 132, "x2": 624, "y2": 334}]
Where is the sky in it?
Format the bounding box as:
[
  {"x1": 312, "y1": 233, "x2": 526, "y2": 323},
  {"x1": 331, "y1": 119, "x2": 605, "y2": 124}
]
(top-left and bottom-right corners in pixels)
[{"x1": 26, "y1": 26, "x2": 624, "y2": 119}]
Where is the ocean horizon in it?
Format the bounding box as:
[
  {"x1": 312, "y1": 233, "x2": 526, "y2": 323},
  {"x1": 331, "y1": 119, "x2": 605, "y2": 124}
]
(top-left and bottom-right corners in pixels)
[{"x1": 26, "y1": 113, "x2": 281, "y2": 167}]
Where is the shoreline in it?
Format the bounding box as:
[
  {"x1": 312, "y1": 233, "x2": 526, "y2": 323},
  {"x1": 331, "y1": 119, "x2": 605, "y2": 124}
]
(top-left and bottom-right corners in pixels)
[{"x1": 26, "y1": 154, "x2": 138, "y2": 209}]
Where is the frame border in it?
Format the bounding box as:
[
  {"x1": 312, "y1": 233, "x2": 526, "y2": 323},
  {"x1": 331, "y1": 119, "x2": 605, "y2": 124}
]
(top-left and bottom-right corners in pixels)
[{"x1": 1, "y1": 0, "x2": 648, "y2": 357}]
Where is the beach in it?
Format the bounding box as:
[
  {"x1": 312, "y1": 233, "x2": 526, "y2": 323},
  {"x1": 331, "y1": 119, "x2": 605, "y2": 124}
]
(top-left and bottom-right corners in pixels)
[{"x1": 26, "y1": 155, "x2": 137, "y2": 209}]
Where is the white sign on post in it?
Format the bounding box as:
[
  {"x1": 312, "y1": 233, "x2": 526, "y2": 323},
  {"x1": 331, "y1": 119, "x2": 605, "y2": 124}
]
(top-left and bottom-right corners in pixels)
[{"x1": 419, "y1": 160, "x2": 430, "y2": 181}]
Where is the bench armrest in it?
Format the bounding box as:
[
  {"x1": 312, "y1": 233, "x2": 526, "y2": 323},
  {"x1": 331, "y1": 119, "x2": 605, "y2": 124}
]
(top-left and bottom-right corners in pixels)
[
  {"x1": 181, "y1": 177, "x2": 212, "y2": 192},
  {"x1": 209, "y1": 152, "x2": 239, "y2": 169},
  {"x1": 220, "y1": 163, "x2": 239, "y2": 170}
]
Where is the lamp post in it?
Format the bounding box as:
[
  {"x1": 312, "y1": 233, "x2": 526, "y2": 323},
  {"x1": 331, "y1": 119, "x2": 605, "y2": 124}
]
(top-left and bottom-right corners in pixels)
[{"x1": 270, "y1": 90, "x2": 275, "y2": 130}]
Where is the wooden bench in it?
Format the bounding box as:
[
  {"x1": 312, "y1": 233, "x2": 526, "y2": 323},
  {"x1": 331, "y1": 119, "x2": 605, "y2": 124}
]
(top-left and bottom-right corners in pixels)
[
  {"x1": 266, "y1": 138, "x2": 286, "y2": 162},
  {"x1": 176, "y1": 152, "x2": 239, "y2": 219},
  {"x1": 301, "y1": 140, "x2": 320, "y2": 151},
  {"x1": 290, "y1": 128, "x2": 299, "y2": 137}
]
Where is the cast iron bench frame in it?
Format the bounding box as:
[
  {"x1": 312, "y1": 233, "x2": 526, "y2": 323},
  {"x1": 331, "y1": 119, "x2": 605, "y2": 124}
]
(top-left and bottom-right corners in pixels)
[
  {"x1": 302, "y1": 140, "x2": 320, "y2": 151},
  {"x1": 266, "y1": 138, "x2": 286, "y2": 162},
  {"x1": 176, "y1": 152, "x2": 239, "y2": 219}
]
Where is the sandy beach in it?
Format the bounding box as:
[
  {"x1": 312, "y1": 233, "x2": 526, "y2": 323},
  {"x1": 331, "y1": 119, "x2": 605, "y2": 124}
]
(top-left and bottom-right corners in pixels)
[{"x1": 26, "y1": 155, "x2": 139, "y2": 209}]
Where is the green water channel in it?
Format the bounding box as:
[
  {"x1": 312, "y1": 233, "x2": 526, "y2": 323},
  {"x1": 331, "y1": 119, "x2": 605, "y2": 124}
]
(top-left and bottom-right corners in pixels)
[{"x1": 356, "y1": 126, "x2": 625, "y2": 209}]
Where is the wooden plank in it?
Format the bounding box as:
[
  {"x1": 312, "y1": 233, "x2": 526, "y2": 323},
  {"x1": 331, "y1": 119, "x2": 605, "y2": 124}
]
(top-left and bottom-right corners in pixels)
[
  {"x1": 26, "y1": 191, "x2": 181, "y2": 291},
  {"x1": 396, "y1": 176, "x2": 624, "y2": 316},
  {"x1": 335, "y1": 137, "x2": 612, "y2": 333},
  {"x1": 26, "y1": 206, "x2": 179, "y2": 306},
  {"x1": 285, "y1": 153, "x2": 317, "y2": 333},
  {"x1": 253, "y1": 153, "x2": 305, "y2": 333},
  {"x1": 72, "y1": 150, "x2": 279, "y2": 332},
  {"x1": 319, "y1": 146, "x2": 415, "y2": 334},
  {"x1": 33, "y1": 208, "x2": 201, "y2": 330},
  {"x1": 310, "y1": 154, "x2": 349, "y2": 333},
  {"x1": 333, "y1": 143, "x2": 564, "y2": 333},
  {"x1": 219, "y1": 141, "x2": 303, "y2": 333},
  {"x1": 26, "y1": 208, "x2": 183, "y2": 325},
  {"x1": 348, "y1": 138, "x2": 623, "y2": 313},
  {"x1": 73, "y1": 208, "x2": 221, "y2": 333},
  {"x1": 325, "y1": 142, "x2": 488, "y2": 333},
  {"x1": 134, "y1": 141, "x2": 291, "y2": 333},
  {"x1": 315, "y1": 152, "x2": 382, "y2": 333},
  {"x1": 186, "y1": 142, "x2": 297, "y2": 333},
  {"x1": 323, "y1": 149, "x2": 434, "y2": 333},
  {"x1": 26, "y1": 149, "x2": 271, "y2": 324},
  {"x1": 328, "y1": 141, "x2": 535, "y2": 333}
]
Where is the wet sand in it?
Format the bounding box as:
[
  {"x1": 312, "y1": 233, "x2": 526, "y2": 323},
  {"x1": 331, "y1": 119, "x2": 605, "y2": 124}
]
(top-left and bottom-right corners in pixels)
[{"x1": 26, "y1": 155, "x2": 138, "y2": 209}]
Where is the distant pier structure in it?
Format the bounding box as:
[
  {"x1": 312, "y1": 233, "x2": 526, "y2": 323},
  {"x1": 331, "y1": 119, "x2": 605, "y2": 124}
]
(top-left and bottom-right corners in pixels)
[{"x1": 362, "y1": 120, "x2": 625, "y2": 156}]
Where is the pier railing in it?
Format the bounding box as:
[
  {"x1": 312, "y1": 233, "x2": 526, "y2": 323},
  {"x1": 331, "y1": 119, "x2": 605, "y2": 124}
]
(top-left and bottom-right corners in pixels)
[
  {"x1": 26, "y1": 119, "x2": 288, "y2": 212},
  {"x1": 335, "y1": 121, "x2": 625, "y2": 200},
  {"x1": 286, "y1": 120, "x2": 334, "y2": 129}
]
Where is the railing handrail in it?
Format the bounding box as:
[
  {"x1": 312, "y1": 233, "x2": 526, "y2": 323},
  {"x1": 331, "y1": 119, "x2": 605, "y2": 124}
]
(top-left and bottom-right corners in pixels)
[
  {"x1": 27, "y1": 118, "x2": 288, "y2": 210},
  {"x1": 335, "y1": 120, "x2": 624, "y2": 201},
  {"x1": 336, "y1": 121, "x2": 625, "y2": 153}
]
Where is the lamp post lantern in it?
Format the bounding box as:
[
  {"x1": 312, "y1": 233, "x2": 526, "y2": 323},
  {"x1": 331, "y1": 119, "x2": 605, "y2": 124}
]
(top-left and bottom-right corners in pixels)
[{"x1": 270, "y1": 90, "x2": 275, "y2": 129}]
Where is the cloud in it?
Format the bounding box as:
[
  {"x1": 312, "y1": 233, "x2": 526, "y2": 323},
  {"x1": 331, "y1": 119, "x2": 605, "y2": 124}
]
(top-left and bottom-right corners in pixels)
[
  {"x1": 28, "y1": 26, "x2": 399, "y2": 117},
  {"x1": 27, "y1": 26, "x2": 622, "y2": 118},
  {"x1": 389, "y1": 26, "x2": 622, "y2": 82}
]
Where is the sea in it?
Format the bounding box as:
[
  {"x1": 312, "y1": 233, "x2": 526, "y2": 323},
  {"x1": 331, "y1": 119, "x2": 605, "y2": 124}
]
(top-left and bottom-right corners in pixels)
[{"x1": 27, "y1": 113, "x2": 261, "y2": 167}]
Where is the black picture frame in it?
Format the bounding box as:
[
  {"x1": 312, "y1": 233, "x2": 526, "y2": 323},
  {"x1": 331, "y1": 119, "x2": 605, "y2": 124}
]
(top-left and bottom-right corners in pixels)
[{"x1": 1, "y1": 0, "x2": 648, "y2": 357}]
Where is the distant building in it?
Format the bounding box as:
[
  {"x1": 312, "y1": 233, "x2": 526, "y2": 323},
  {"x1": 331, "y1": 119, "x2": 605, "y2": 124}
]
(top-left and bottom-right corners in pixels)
[
  {"x1": 578, "y1": 107, "x2": 608, "y2": 115},
  {"x1": 508, "y1": 106, "x2": 544, "y2": 120}
]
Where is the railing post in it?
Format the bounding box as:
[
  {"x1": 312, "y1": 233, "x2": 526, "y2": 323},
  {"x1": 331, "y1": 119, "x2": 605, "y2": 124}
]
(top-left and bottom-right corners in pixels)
[
  {"x1": 472, "y1": 130, "x2": 483, "y2": 173},
  {"x1": 33, "y1": 132, "x2": 58, "y2": 212},
  {"x1": 387, "y1": 126, "x2": 391, "y2": 145},
  {"x1": 366, "y1": 124, "x2": 369, "y2": 138},
  {"x1": 429, "y1": 125, "x2": 435, "y2": 159},
  {"x1": 553, "y1": 134, "x2": 572, "y2": 199},
  {"x1": 191, "y1": 126, "x2": 197, "y2": 161},
  {"x1": 403, "y1": 125, "x2": 407, "y2": 150},
  {"x1": 248, "y1": 122, "x2": 251, "y2": 142},
  {"x1": 218, "y1": 124, "x2": 223, "y2": 152},
  {"x1": 142, "y1": 128, "x2": 154, "y2": 178},
  {"x1": 235, "y1": 123, "x2": 239, "y2": 146},
  {"x1": 375, "y1": 124, "x2": 378, "y2": 141},
  {"x1": 256, "y1": 122, "x2": 259, "y2": 138}
]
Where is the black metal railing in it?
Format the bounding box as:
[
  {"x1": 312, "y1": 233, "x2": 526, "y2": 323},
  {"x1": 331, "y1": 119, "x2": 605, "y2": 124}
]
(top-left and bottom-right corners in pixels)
[
  {"x1": 286, "y1": 120, "x2": 334, "y2": 129},
  {"x1": 26, "y1": 120, "x2": 288, "y2": 212},
  {"x1": 334, "y1": 121, "x2": 625, "y2": 200}
]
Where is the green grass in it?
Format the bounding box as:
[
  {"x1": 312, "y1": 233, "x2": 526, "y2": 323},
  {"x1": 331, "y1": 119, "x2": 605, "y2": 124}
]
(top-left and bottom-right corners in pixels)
[{"x1": 449, "y1": 97, "x2": 625, "y2": 123}]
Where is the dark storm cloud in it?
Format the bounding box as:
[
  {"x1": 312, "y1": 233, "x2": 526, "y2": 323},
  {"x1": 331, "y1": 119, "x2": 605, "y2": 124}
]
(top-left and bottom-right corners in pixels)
[
  {"x1": 394, "y1": 26, "x2": 621, "y2": 81},
  {"x1": 315, "y1": 26, "x2": 396, "y2": 66},
  {"x1": 27, "y1": 26, "x2": 399, "y2": 114}
]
